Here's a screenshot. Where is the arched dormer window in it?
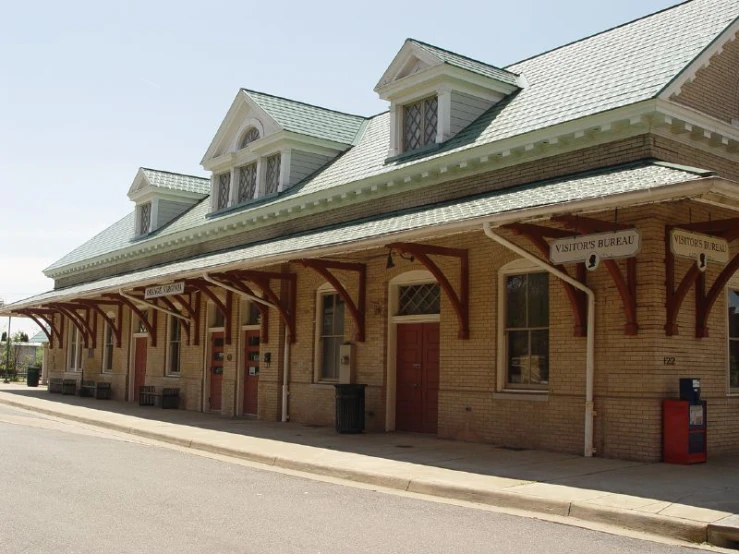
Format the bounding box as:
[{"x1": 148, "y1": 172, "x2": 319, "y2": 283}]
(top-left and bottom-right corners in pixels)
[{"x1": 240, "y1": 127, "x2": 260, "y2": 149}]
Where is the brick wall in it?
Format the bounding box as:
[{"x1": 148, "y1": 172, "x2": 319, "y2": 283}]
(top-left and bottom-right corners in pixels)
[{"x1": 674, "y1": 35, "x2": 739, "y2": 124}]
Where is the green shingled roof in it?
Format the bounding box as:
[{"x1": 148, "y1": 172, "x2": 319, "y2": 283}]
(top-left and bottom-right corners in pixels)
[
  {"x1": 410, "y1": 39, "x2": 520, "y2": 86},
  {"x1": 12, "y1": 162, "x2": 711, "y2": 312},
  {"x1": 44, "y1": 0, "x2": 739, "y2": 275},
  {"x1": 243, "y1": 89, "x2": 368, "y2": 145},
  {"x1": 141, "y1": 168, "x2": 210, "y2": 194}
]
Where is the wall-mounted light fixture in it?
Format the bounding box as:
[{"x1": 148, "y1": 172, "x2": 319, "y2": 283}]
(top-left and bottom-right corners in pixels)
[{"x1": 385, "y1": 249, "x2": 414, "y2": 269}]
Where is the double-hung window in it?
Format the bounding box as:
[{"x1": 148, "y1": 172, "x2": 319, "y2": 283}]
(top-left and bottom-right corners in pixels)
[
  {"x1": 317, "y1": 292, "x2": 344, "y2": 381},
  {"x1": 217, "y1": 172, "x2": 231, "y2": 210},
  {"x1": 503, "y1": 272, "x2": 549, "y2": 390},
  {"x1": 238, "y1": 163, "x2": 257, "y2": 203},
  {"x1": 403, "y1": 96, "x2": 438, "y2": 152},
  {"x1": 264, "y1": 154, "x2": 281, "y2": 196},
  {"x1": 168, "y1": 317, "x2": 181, "y2": 376},
  {"x1": 68, "y1": 326, "x2": 82, "y2": 371},
  {"x1": 729, "y1": 289, "x2": 739, "y2": 392},
  {"x1": 103, "y1": 323, "x2": 114, "y2": 372}
]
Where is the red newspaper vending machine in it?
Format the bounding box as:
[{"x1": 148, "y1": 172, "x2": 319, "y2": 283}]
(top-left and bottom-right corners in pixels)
[{"x1": 663, "y1": 378, "x2": 707, "y2": 464}]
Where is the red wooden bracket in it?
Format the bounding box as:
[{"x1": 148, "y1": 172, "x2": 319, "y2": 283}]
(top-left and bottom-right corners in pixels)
[
  {"x1": 386, "y1": 242, "x2": 469, "y2": 339},
  {"x1": 695, "y1": 249, "x2": 739, "y2": 338},
  {"x1": 16, "y1": 311, "x2": 53, "y2": 344},
  {"x1": 75, "y1": 299, "x2": 124, "y2": 348},
  {"x1": 104, "y1": 293, "x2": 158, "y2": 347},
  {"x1": 16, "y1": 308, "x2": 62, "y2": 347},
  {"x1": 173, "y1": 292, "x2": 200, "y2": 346},
  {"x1": 156, "y1": 296, "x2": 192, "y2": 345},
  {"x1": 228, "y1": 270, "x2": 297, "y2": 342},
  {"x1": 209, "y1": 274, "x2": 270, "y2": 344},
  {"x1": 49, "y1": 303, "x2": 96, "y2": 348},
  {"x1": 186, "y1": 280, "x2": 233, "y2": 345},
  {"x1": 665, "y1": 218, "x2": 739, "y2": 337},
  {"x1": 297, "y1": 259, "x2": 366, "y2": 342},
  {"x1": 504, "y1": 223, "x2": 587, "y2": 337},
  {"x1": 553, "y1": 215, "x2": 639, "y2": 335}
]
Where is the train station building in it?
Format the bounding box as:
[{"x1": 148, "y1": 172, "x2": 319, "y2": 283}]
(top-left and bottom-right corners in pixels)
[{"x1": 3, "y1": 0, "x2": 739, "y2": 461}]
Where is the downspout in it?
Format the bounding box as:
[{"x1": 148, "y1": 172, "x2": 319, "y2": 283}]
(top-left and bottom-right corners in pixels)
[
  {"x1": 483, "y1": 222, "x2": 597, "y2": 457},
  {"x1": 202, "y1": 273, "x2": 292, "y2": 422}
]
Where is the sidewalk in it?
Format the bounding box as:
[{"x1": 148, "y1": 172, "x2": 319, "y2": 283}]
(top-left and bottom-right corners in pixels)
[{"x1": 1, "y1": 382, "x2": 738, "y2": 548}]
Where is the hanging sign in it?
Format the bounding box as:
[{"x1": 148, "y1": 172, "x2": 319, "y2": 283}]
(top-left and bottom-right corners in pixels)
[
  {"x1": 144, "y1": 281, "x2": 185, "y2": 299},
  {"x1": 670, "y1": 229, "x2": 729, "y2": 268},
  {"x1": 550, "y1": 229, "x2": 641, "y2": 270}
]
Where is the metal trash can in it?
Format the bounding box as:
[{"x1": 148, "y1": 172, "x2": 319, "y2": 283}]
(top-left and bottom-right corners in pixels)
[
  {"x1": 333, "y1": 384, "x2": 366, "y2": 433},
  {"x1": 26, "y1": 366, "x2": 40, "y2": 388}
]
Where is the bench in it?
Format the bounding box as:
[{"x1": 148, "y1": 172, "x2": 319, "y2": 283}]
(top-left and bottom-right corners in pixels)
[
  {"x1": 62, "y1": 379, "x2": 77, "y2": 395},
  {"x1": 49, "y1": 378, "x2": 64, "y2": 394},
  {"x1": 79, "y1": 380, "x2": 112, "y2": 400},
  {"x1": 139, "y1": 386, "x2": 180, "y2": 409}
]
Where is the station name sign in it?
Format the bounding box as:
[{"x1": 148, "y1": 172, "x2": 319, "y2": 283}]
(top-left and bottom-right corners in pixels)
[
  {"x1": 144, "y1": 281, "x2": 185, "y2": 299},
  {"x1": 550, "y1": 229, "x2": 641, "y2": 269},
  {"x1": 670, "y1": 229, "x2": 729, "y2": 264}
]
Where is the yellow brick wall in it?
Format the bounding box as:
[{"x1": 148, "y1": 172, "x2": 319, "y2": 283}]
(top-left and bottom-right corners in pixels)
[{"x1": 674, "y1": 36, "x2": 739, "y2": 124}]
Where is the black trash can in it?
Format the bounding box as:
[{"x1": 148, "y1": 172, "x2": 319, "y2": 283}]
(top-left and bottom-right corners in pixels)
[
  {"x1": 26, "y1": 366, "x2": 41, "y2": 388},
  {"x1": 334, "y1": 384, "x2": 366, "y2": 434}
]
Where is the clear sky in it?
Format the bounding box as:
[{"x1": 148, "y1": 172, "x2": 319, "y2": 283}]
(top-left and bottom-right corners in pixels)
[{"x1": 0, "y1": 0, "x2": 679, "y2": 335}]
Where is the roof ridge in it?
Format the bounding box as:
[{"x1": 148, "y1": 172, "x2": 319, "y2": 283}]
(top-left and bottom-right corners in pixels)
[
  {"x1": 241, "y1": 88, "x2": 369, "y2": 120},
  {"x1": 408, "y1": 38, "x2": 520, "y2": 76},
  {"x1": 505, "y1": 0, "x2": 696, "y2": 69},
  {"x1": 141, "y1": 167, "x2": 209, "y2": 181}
]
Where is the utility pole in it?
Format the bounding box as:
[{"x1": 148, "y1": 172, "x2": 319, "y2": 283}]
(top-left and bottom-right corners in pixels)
[{"x1": 3, "y1": 316, "x2": 11, "y2": 383}]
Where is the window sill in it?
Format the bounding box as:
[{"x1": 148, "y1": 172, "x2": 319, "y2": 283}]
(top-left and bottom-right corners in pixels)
[
  {"x1": 493, "y1": 391, "x2": 549, "y2": 402},
  {"x1": 165, "y1": 374, "x2": 181, "y2": 379},
  {"x1": 310, "y1": 383, "x2": 338, "y2": 390}
]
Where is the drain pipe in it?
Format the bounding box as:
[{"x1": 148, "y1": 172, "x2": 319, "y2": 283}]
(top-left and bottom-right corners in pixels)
[
  {"x1": 483, "y1": 222, "x2": 596, "y2": 457},
  {"x1": 202, "y1": 273, "x2": 292, "y2": 423}
]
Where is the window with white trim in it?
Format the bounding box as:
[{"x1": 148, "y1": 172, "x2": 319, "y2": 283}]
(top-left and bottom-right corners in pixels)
[
  {"x1": 240, "y1": 127, "x2": 260, "y2": 149},
  {"x1": 138, "y1": 202, "x2": 151, "y2": 235},
  {"x1": 103, "y1": 323, "x2": 114, "y2": 372},
  {"x1": 237, "y1": 162, "x2": 257, "y2": 203},
  {"x1": 317, "y1": 292, "x2": 344, "y2": 381},
  {"x1": 729, "y1": 289, "x2": 739, "y2": 392},
  {"x1": 168, "y1": 316, "x2": 181, "y2": 376},
  {"x1": 403, "y1": 95, "x2": 437, "y2": 152},
  {"x1": 264, "y1": 153, "x2": 281, "y2": 196},
  {"x1": 216, "y1": 172, "x2": 231, "y2": 210},
  {"x1": 68, "y1": 326, "x2": 82, "y2": 371},
  {"x1": 503, "y1": 272, "x2": 549, "y2": 390},
  {"x1": 136, "y1": 310, "x2": 149, "y2": 334}
]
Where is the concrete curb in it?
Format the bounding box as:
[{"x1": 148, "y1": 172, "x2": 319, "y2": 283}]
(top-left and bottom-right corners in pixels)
[{"x1": 0, "y1": 395, "x2": 721, "y2": 547}]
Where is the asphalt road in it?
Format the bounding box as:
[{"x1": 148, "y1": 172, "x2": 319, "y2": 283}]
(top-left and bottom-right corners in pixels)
[{"x1": 0, "y1": 405, "x2": 708, "y2": 554}]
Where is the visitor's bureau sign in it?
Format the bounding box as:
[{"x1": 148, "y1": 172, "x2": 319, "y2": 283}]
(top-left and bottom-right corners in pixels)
[
  {"x1": 670, "y1": 229, "x2": 729, "y2": 264},
  {"x1": 144, "y1": 281, "x2": 185, "y2": 299},
  {"x1": 550, "y1": 229, "x2": 641, "y2": 268}
]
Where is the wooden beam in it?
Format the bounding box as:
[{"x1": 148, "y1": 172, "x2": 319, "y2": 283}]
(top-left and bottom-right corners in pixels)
[
  {"x1": 211, "y1": 274, "x2": 270, "y2": 344},
  {"x1": 186, "y1": 280, "x2": 233, "y2": 345},
  {"x1": 76, "y1": 299, "x2": 123, "y2": 348},
  {"x1": 387, "y1": 242, "x2": 469, "y2": 339},
  {"x1": 104, "y1": 293, "x2": 157, "y2": 346},
  {"x1": 297, "y1": 260, "x2": 366, "y2": 342}
]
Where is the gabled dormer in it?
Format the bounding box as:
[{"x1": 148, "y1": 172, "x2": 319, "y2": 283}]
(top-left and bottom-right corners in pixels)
[
  {"x1": 127, "y1": 168, "x2": 210, "y2": 238},
  {"x1": 201, "y1": 89, "x2": 367, "y2": 214},
  {"x1": 376, "y1": 39, "x2": 525, "y2": 158}
]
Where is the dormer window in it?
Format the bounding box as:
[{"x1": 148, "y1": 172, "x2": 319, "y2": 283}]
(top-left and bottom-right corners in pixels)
[
  {"x1": 240, "y1": 127, "x2": 260, "y2": 149},
  {"x1": 217, "y1": 172, "x2": 231, "y2": 210},
  {"x1": 238, "y1": 163, "x2": 257, "y2": 203},
  {"x1": 264, "y1": 153, "x2": 281, "y2": 195},
  {"x1": 138, "y1": 202, "x2": 151, "y2": 235},
  {"x1": 404, "y1": 95, "x2": 438, "y2": 152}
]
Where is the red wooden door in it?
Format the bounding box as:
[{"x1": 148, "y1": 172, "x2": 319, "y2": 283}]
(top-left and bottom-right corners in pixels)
[
  {"x1": 133, "y1": 337, "x2": 147, "y2": 402},
  {"x1": 243, "y1": 330, "x2": 260, "y2": 415},
  {"x1": 395, "y1": 323, "x2": 440, "y2": 434},
  {"x1": 210, "y1": 332, "x2": 224, "y2": 411}
]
